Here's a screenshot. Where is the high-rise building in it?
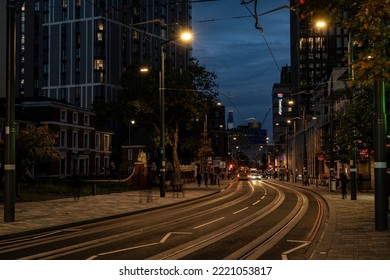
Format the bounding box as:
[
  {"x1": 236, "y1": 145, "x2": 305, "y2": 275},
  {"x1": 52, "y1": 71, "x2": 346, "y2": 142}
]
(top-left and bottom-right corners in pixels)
[
  {"x1": 227, "y1": 110, "x2": 233, "y2": 130},
  {"x1": 0, "y1": 2, "x2": 6, "y2": 99},
  {"x1": 287, "y1": 1, "x2": 349, "y2": 178},
  {"x1": 290, "y1": 0, "x2": 349, "y2": 99},
  {"x1": 15, "y1": 0, "x2": 192, "y2": 108}
]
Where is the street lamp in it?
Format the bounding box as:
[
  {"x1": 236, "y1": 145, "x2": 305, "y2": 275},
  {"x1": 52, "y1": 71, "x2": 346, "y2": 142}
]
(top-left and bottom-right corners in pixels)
[
  {"x1": 159, "y1": 31, "x2": 192, "y2": 197},
  {"x1": 4, "y1": 0, "x2": 16, "y2": 222},
  {"x1": 128, "y1": 120, "x2": 135, "y2": 146},
  {"x1": 288, "y1": 117, "x2": 300, "y2": 183}
]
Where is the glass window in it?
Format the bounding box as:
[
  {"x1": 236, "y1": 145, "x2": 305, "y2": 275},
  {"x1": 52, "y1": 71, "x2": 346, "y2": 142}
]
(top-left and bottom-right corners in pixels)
[
  {"x1": 60, "y1": 109, "x2": 67, "y2": 122},
  {"x1": 73, "y1": 112, "x2": 78, "y2": 124},
  {"x1": 95, "y1": 133, "x2": 100, "y2": 150},
  {"x1": 104, "y1": 135, "x2": 110, "y2": 151},
  {"x1": 84, "y1": 132, "x2": 90, "y2": 149},
  {"x1": 84, "y1": 114, "x2": 89, "y2": 125},
  {"x1": 73, "y1": 131, "x2": 78, "y2": 149},
  {"x1": 94, "y1": 59, "x2": 104, "y2": 70},
  {"x1": 60, "y1": 130, "x2": 67, "y2": 147}
]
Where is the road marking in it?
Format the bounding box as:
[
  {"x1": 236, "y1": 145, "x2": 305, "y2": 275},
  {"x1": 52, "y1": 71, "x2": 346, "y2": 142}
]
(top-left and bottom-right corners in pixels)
[
  {"x1": 160, "y1": 232, "x2": 192, "y2": 243},
  {"x1": 87, "y1": 232, "x2": 192, "y2": 260},
  {"x1": 233, "y1": 207, "x2": 248, "y2": 214},
  {"x1": 252, "y1": 200, "x2": 261, "y2": 205},
  {"x1": 193, "y1": 217, "x2": 225, "y2": 229},
  {"x1": 281, "y1": 240, "x2": 311, "y2": 260}
]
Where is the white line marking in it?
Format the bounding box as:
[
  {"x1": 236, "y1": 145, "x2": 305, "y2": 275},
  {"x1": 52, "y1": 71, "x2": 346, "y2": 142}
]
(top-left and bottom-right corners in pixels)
[
  {"x1": 87, "y1": 232, "x2": 192, "y2": 259},
  {"x1": 233, "y1": 207, "x2": 249, "y2": 214},
  {"x1": 160, "y1": 232, "x2": 192, "y2": 243},
  {"x1": 193, "y1": 217, "x2": 225, "y2": 229},
  {"x1": 281, "y1": 240, "x2": 311, "y2": 260},
  {"x1": 252, "y1": 200, "x2": 261, "y2": 205},
  {"x1": 87, "y1": 242, "x2": 159, "y2": 259}
]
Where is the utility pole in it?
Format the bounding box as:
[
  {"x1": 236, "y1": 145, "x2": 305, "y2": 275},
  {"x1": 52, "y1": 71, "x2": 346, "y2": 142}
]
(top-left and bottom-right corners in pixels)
[
  {"x1": 374, "y1": 79, "x2": 387, "y2": 231},
  {"x1": 4, "y1": 0, "x2": 16, "y2": 222}
]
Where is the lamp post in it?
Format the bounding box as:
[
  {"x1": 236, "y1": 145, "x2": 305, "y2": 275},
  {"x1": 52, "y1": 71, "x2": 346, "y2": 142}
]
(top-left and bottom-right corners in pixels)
[
  {"x1": 4, "y1": 0, "x2": 16, "y2": 222},
  {"x1": 288, "y1": 117, "x2": 300, "y2": 183},
  {"x1": 159, "y1": 31, "x2": 192, "y2": 198}
]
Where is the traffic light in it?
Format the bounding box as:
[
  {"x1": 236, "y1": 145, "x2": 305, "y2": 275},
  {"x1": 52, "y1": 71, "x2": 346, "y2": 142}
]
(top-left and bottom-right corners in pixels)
[{"x1": 299, "y1": 0, "x2": 305, "y2": 3}]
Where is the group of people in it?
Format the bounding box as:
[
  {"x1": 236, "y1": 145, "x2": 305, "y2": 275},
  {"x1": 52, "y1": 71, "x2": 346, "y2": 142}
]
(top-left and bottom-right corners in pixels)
[{"x1": 196, "y1": 171, "x2": 225, "y2": 187}]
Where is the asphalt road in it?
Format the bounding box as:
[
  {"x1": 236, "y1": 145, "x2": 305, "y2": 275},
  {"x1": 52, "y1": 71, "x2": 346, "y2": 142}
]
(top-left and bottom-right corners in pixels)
[{"x1": 0, "y1": 179, "x2": 327, "y2": 260}]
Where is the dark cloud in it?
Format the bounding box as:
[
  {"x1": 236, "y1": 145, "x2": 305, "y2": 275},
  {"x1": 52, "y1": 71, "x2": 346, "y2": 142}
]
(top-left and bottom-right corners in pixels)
[{"x1": 192, "y1": 0, "x2": 290, "y2": 131}]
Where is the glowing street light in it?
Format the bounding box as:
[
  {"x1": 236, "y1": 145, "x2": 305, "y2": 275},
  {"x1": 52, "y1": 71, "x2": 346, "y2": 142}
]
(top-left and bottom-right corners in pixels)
[{"x1": 315, "y1": 20, "x2": 326, "y2": 28}]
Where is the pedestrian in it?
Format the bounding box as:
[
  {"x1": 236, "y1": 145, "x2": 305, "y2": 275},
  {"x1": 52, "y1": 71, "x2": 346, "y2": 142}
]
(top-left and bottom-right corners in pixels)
[
  {"x1": 204, "y1": 171, "x2": 208, "y2": 188},
  {"x1": 340, "y1": 172, "x2": 348, "y2": 199},
  {"x1": 196, "y1": 173, "x2": 202, "y2": 187}
]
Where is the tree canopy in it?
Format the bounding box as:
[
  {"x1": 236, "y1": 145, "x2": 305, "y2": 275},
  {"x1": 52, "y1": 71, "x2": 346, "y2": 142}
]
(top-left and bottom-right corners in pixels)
[
  {"x1": 321, "y1": 85, "x2": 374, "y2": 162},
  {"x1": 114, "y1": 58, "x2": 219, "y2": 165}
]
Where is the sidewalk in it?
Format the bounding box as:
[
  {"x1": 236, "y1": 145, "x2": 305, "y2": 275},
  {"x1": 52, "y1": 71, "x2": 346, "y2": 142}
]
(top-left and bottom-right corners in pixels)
[
  {"x1": 304, "y1": 183, "x2": 390, "y2": 259},
  {"x1": 0, "y1": 181, "x2": 224, "y2": 238},
  {"x1": 0, "y1": 179, "x2": 389, "y2": 259}
]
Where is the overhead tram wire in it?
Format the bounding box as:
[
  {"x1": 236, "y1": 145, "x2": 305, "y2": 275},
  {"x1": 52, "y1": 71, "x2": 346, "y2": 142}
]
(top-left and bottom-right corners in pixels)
[
  {"x1": 195, "y1": 5, "x2": 290, "y2": 23},
  {"x1": 241, "y1": 1, "x2": 281, "y2": 73}
]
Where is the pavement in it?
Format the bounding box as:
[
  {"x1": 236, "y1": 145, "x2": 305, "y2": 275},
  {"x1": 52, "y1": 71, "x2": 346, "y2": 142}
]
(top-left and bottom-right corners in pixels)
[{"x1": 0, "y1": 179, "x2": 389, "y2": 260}]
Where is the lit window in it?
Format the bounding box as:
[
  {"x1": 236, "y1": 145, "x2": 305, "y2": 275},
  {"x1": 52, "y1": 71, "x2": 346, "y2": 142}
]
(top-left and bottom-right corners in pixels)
[
  {"x1": 94, "y1": 59, "x2": 104, "y2": 70},
  {"x1": 97, "y1": 32, "x2": 104, "y2": 42},
  {"x1": 98, "y1": 21, "x2": 104, "y2": 31}
]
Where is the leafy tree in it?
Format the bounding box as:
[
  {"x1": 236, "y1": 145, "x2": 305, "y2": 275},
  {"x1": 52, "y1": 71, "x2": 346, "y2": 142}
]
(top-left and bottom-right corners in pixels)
[
  {"x1": 114, "y1": 58, "x2": 219, "y2": 176},
  {"x1": 15, "y1": 125, "x2": 60, "y2": 180},
  {"x1": 1, "y1": 125, "x2": 60, "y2": 191},
  {"x1": 294, "y1": 0, "x2": 390, "y2": 82},
  {"x1": 321, "y1": 85, "x2": 374, "y2": 162}
]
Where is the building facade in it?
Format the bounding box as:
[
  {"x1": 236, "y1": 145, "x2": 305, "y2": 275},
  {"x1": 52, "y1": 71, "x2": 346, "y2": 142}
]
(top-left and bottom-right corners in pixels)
[
  {"x1": 16, "y1": 0, "x2": 192, "y2": 107},
  {"x1": 271, "y1": 1, "x2": 350, "y2": 180},
  {"x1": 0, "y1": 98, "x2": 113, "y2": 178},
  {"x1": 7, "y1": 0, "x2": 192, "y2": 173}
]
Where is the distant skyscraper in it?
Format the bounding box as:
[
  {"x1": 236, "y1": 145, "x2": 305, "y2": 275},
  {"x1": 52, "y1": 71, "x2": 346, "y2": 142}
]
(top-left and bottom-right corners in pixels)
[{"x1": 227, "y1": 110, "x2": 234, "y2": 130}]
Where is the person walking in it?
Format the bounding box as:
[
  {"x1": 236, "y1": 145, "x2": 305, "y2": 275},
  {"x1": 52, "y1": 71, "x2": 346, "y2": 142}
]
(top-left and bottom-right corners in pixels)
[
  {"x1": 196, "y1": 173, "x2": 202, "y2": 187},
  {"x1": 340, "y1": 172, "x2": 348, "y2": 199},
  {"x1": 204, "y1": 171, "x2": 208, "y2": 188}
]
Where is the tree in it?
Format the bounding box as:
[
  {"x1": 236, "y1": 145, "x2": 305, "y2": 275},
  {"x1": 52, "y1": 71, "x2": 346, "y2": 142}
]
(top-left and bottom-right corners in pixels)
[
  {"x1": 16, "y1": 125, "x2": 60, "y2": 180},
  {"x1": 0, "y1": 125, "x2": 60, "y2": 192},
  {"x1": 321, "y1": 85, "x2": 374, "y2": 162},
  {"x1": 115, "y1": 58, "x2": 219, "y2": 175},
  {"x1": 294, "y1": 0, "x2": 390, "y2": 83}
]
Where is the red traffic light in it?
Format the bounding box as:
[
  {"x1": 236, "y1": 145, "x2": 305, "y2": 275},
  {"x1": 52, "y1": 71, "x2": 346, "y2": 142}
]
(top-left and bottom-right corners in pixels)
[{"x1": 299, "y1": 0, "x2": 305, "y2": 3}]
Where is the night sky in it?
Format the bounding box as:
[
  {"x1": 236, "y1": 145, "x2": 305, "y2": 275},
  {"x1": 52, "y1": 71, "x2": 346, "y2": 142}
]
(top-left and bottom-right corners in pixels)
[{"x1": 192, "y1": 0, "x2": 291, "y2": 134}]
